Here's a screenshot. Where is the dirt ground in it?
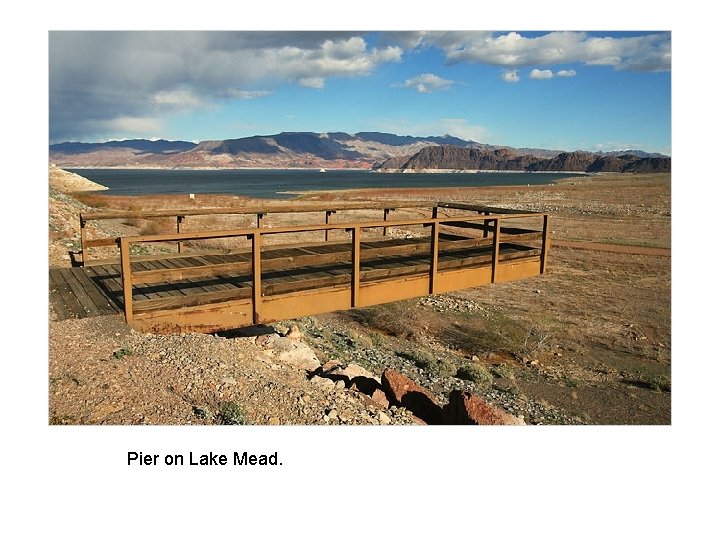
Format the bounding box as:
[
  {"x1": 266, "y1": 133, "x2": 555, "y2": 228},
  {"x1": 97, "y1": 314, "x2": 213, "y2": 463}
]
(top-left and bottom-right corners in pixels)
[{"x1": 49, "y1": 169, "x2": 671, "y2": 425}]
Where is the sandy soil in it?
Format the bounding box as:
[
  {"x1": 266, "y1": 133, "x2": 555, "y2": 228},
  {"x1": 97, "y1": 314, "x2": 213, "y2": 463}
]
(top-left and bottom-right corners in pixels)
[{"x1": 49, "y1": 169, "x2": 671, "y2": 425}]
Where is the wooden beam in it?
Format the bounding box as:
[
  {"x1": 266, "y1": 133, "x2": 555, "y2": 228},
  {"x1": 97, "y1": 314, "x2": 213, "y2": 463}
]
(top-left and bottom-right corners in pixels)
[
  {"x1": 541, "y1": 214, "x2": 550, "y2": 274},
  {"x1": 119, "y1": 237, "x2": 134, "y2": 325},
  {"x1": 352, "y1": 227, "x2": 360, "y2": 307},
  {"x1": 429, "y1": 220, "x2": 439, "y2": 294},
  {"x1": 491, "y1": 218, "x2": 501, "y2": 283},
  {"x1": 176, "y1": 215, "x2": 185, "y2": 253},
  {"x1": 252, "y1": 232, "x2": 262, "y2": 324},
  {"x1": 79, "y1": 215, "x2": 87, "y2": 266}
]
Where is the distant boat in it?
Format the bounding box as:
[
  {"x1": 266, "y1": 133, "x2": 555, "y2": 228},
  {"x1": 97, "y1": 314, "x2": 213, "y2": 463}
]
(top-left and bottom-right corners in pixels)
[{"x1": 319, "y1": 168, "x2": 327, "y2": 173}]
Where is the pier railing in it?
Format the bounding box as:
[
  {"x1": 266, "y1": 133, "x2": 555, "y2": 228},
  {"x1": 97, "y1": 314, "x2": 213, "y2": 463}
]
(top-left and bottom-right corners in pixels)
[
  {"x1": 79, "y1": 201, "x2": 433, "y2": 265},
  {"x1": 116, "y1": 206, "x2": 550, "y2": 329}
]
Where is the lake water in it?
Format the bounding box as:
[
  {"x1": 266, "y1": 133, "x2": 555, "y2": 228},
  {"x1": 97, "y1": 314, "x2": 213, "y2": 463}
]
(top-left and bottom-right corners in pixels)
[{"x1": 67, "y1": 168, "x2": 581, "y2": 199}]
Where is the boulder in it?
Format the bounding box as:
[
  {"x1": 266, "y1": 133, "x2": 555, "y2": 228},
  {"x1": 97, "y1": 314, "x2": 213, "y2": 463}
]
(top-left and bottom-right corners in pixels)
[
  {"x1": 381, "y1": 369, "x2": 443, "y2": 424},
  {"x1": 443, "y1": 390, "x2": 525, "y2": 425}
]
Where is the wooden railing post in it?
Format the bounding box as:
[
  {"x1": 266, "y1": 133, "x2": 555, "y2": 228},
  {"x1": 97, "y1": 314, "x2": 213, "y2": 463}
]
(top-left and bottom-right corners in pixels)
[
  {"x1": 351, "y1": 226, "x2": 361, "y2": 307},
  {"x1": 79, "y1": 215, "x2": 87, "y2": 266},
  {"x1": 483, "y1": 211, "x2": 489, "y2": 239},
  {"x1": 491, "y1": 217, "x2": 501, "y2": 283},
  {"x1": 430, "y1": 216, "x2": 439, "y2": 294},
  {"x1": 325, "y1": 210, "x2": 335, "y2": 242},
  {"x1": 541, "y1": 214, "x2": 550, "y2": 274},
  {"x1": 383, "y1": 208, "x2": 393, "y2": 237},
  {"x1": 119, "y1": 237, "x2": 133, "y2": 326},
  {"x1": 176, "y1": 215, "x2": 185, "y2": 253},
  {"x1": 251, "y1": 231, "x2": 262, "y2": 324}
]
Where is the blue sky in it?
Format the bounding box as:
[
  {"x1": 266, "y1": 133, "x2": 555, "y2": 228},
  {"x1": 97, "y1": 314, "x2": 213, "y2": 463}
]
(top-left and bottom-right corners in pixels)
[{"x1": 49, "y1": 30, "x2": 671, "y2": 154}]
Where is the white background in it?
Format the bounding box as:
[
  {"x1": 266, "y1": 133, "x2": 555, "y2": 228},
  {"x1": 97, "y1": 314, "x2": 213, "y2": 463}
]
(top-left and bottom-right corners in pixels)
[{"x1": 2, "y1": 1, "x2": 716, "y2": 538}]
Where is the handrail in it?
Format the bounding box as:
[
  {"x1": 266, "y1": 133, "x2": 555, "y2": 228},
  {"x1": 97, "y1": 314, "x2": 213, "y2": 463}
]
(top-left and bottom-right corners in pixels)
[
  {"x1": 118, "y1": 209, "x2": 550, "y2": 327},
  {"x1": 80, "y1": 201, "x2": 432, "y2": 265}
]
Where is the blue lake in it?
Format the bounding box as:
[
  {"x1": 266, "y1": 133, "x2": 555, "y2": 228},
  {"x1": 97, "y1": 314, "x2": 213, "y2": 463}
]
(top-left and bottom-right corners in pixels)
[{"x1": 67, "y1": 168, "x2": 582, "y2": 199}]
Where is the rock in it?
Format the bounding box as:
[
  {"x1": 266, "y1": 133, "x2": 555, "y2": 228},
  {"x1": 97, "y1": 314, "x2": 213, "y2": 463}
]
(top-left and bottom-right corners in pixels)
[
  {"x1": 284, "y1": 325, "x2": 304, "y2": 341},
  {"x1": 320, "y1": 360, "x2": 342, "y2": 374},
  {"x1": 271, "y1": 337, "x2": 321, "y2": 372},
  {"x1": 381, "y1": 369, "x2": 443, "y2": 424},
  {"x1": 377, "y1": 411, "x2": 391, "y2": 425},
  {"x1": 268, "y1": 417, "x2": 280, "y2": 425},
  {"x1": 443, "y1": 390, "x2": 525, "y2": 425},
  {"x1": 255, "y1": 334, "x2": 272, "y2": 347},
  {"x1": 327, "y1": 409, "x2": 338, "y2": 420},
  {"x1": 334, "y1": 380, "x2": 346, "y2": 390},
  {"x1": 337, "y1": 363, "x2": 376, "y2": 381},
  {"x1": 310, "y1": 377, "x2": 336, "y2": 390},
  {"x1": 370, "y1": 388, "x2": 390, "y2": 408}
]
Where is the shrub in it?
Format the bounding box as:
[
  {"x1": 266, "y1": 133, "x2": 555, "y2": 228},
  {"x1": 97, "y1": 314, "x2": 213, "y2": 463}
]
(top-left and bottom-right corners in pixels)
[
  {"x1": 402, "y1": 349, "x2": 456, "y2": 377},
  {"x1": 456, "y1": 363, "x2": 493, "y2": 386},
  {"x1": 218, "y1": 401, "x2": 246, "y2": 425}
]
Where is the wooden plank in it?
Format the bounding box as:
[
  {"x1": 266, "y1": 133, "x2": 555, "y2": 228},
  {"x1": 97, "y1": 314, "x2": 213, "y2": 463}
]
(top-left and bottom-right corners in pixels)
[
  {"x1": 84, "y1": 237, "x2": 118, "y2": 248},
  {"x1": 75, "y1": 268, "x2": 118, "y2": 314},
  {"x1": 439, "y1": 202, "x2": 539, "y2": 215},
  {"x1": 57, "y1": 268, "x2": 104, "y2": 317},
  {"x1": 82, "y1": 200, "x2": 432, "y2": 221},
  {"x1": 82, "y1": 264, "x2": 127, "y2": 308},
  {"x1": 134, "y1": 286, "x2": 252, "y2": 314},
  {"x1": 49, "y1": 269, "x2": 84, "y2": 319}
]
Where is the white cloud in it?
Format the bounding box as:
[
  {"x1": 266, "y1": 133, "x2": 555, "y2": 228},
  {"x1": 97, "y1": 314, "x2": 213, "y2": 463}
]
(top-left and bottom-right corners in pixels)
[
  {"x1": 299, "y1": 77, "x2": 325, "y2": 89},
  {"x1": 49, "y1": 31, "x2": 403, "y2": 141},
  {"x1": 221, "y1": 89, "x2": 273, "y2": 100},
  {"x1": 153, "y1": 89, "x2": 205, "y2": 108},
  {"x1": 502, "y1": 69, "x2": 520, "y2": 83},
  {"x1": 396, "y1": 73, "x2": 455, "y2": 93},
  {"x1": 375, "y1": 118, "x2": 489, "y2": 143},
  {"x1": 405, "y1": 31, "x2": 670, "y2": 72},
  {"x1": 530, "y1": 68, "x2": 554, "y2": 79},
  {"x1": 557, "y1": 69, "x2": 577, "y2": 78}
]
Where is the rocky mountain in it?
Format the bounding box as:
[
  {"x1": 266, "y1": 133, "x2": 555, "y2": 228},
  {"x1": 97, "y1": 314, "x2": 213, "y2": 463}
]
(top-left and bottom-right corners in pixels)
[
  {"x1": 49, "y1": 133, "x2": 669, "y2": 171},
  {"x1": 376, "y1": 146, "x2": 671, "y2": 173}
]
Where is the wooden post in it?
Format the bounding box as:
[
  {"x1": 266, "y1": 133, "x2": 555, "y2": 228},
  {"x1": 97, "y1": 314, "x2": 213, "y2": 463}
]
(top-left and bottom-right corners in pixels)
[
  {"x1": 325, "y1": 210, "x2": 335, "y2": 242},
  {"x1": 483, "y1": 211, "x2": 489, "y2": 239},
  {"x1": 176, "y1": 215, "x2": 185, "y2": 253},
  {"x1": 256, "y1": 212, "x2": 266, "y2": 229},
  {"x1": 252, "y1": 232, "x2": 262, "y2": 324},
  {"x1": 351, "y1": 227, "x2": 361, "y2": 307},
  {"x1": 383, "y1": 208, "x2": 393, "y2": 237},
  {"x1": 119, "y1": 237, "x2": 133, "y2": 325},
  {"x1": 79, "y1": 215, "x2": 87, "y2": 266},
  {"x1": 430, "y1": 218, "x2": 439, "y2": 294},
  {"x1": 541, "y1": 214, "x2": 550, "y2": 274},
  {"x1": 491, "y1": 218, "x2": 501, "y2": 283}
]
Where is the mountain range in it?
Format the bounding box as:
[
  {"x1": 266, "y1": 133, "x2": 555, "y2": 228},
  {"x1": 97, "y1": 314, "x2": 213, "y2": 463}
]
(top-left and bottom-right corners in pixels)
[{"x1": 49, "y1": 132, "x2": 669, "y2": 172}]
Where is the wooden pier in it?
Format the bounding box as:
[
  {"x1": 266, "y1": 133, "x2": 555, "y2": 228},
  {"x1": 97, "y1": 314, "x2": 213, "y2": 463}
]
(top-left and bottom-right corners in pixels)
[{"x1": 50, "y1": 202, "x2": 550, "y2": 334}]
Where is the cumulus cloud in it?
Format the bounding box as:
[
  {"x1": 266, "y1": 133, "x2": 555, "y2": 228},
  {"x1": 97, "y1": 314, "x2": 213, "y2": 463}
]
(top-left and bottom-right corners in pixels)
[
  {"x1": 299, "y1": 77, "x2": 325, "y2": 89},
  {"x1": 376, "y1": 118, "x2": 489, "y2": 143},
  {"x1": 49, "y1": 31, "x2": 402, "y2": 141},
  {"x1": 398, "y1": 31, "x2": 670, "y2": 72},
  {"x1": 529, "y1": 68, "x2": 554, "y2": 79},
  {"x1": 502, "y1": 69, "x2": 520, "y2": 83},
  {"x1": 395, "y1": 73, "x2": 455, "y2": 93},
  {"x1": 557, "y1": 69, "x2": 577, "y2": 78}
]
